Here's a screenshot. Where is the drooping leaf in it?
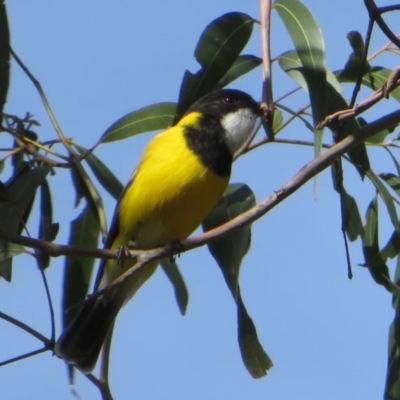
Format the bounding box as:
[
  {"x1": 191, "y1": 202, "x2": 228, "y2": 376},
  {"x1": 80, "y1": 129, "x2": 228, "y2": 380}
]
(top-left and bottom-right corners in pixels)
[
  {"x1": 380, "y1": 173, "x2": 400, "y2": 197},
  {"x1": 0, "y1": 166, "x2": 50, "y2": 280},
  {"x1": 362, "y1": 195, "x2": 400, "y2": 295},
  {"x1": 160, "y1": 258, "x2": 189, "y2": 316},
  {"x1": 324, "y1": 83, "x2": 370, "y2": 178},
  {"x1": 275, "y1": 0, "x2": 327, "y2": 129},
  {"x1": 367, "y1": 170, "x2": 399, "y2": 231},
  {"x1": 202, "y1": 183, "x2": 272, "y2": 377},
  {"x1": 216, "y1": 55, "x2": 262, "y2": 89},
  {"x1": 0, "y1": 0, "x2": 10, "y2": 119},
  {"x1": 38, "y1": 179, "x2": 59, "y2": 269},
  {"x1": 75, "y1": 145, "x2": 124, "y2": 201},
  {"x1": 384, "y1": 256, "x2": 400, "y2": 399},
  {"x1": 62, "y1": 206, "x2": 100, "y2": 382},
  {"x1": 343, "y1": 193, "x2": 363, "y2": 242},
  {"x1": 175, "y1": 12, "x2": 255, "y2": 119},
  {"x1": 69, "y1": 162, "x2": 107, "y2": 237},
  {"x1": 100, "y1": 102, "x2": 177, "y2": 143}
]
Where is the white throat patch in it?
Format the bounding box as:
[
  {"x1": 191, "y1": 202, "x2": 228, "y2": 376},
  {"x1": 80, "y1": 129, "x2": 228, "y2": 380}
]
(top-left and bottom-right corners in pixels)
[{"x1": 221, "y1": 108, "x2": 259, "y2": 155}]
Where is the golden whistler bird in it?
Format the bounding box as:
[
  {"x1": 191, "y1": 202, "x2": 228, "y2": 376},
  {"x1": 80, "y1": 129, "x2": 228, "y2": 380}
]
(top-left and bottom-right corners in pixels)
[{"x1": 55, "y1": 89, "x2": 262, "y2": 372}]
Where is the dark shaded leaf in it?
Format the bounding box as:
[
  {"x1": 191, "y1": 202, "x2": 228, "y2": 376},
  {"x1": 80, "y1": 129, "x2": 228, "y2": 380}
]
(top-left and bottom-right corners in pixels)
[
  {"x1": 100, "y1": 102, "x2": 177, "y2": 143},
  {"x1": 69, "y1": 162, "x2": 107, "y2": 236},
  {"x1": 202, "y1": 183, "x2": 272, "y2": 377},
  {"x1": 75, "y1": 145, "x2": 124, "y2": 201},
  {"x1": 367, "y1": 170, "x2": 399, "y2": 231},
  {"x1": 38, "y1": 179, "x2": 58, "y2": 269},
  {"x1": 62, "y1": 206, "x2": 100, "y2": 381},
  {"x1": 160, "y1": 258, "x2": 189, "y2": 316},
  {"x1": 338, "y1": 66, "x2": 400, "y2": 103},
  {"x1": 216, "y1": 55, "x2": 262, "y2": 89},
  {"x1": 0, "y1": 166, "x2": 50, "y2": 280},
  {"x1": 384, "y1": 256, "x2": 400, "y2": 399},
  {"x1": 380, "y1": 173, "x2": 400, "y2": 197},
  {"x1": 362, "y1": 195, "x2": 400, "y2": 295},
  {"x1": 175, "y1": 12, "x2": 255, "y2": 119},
  {"x1": 0, "y1": 0, "x2": 10, "y2": 118},
  {"x1": 343, "y1": 193, "x2": 363, "y2": 241}
]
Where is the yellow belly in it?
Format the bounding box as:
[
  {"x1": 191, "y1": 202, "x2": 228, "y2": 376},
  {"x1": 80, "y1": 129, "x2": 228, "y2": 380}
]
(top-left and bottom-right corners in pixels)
[{"x1": 102, "y1": 122, "x2": 229, "y2": 291}]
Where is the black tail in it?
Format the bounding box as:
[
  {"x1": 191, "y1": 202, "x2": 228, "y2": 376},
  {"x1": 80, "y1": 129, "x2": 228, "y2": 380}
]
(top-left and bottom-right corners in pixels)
[{"x1": 55, "y1": 294, "x2": 125, "y2": 373}]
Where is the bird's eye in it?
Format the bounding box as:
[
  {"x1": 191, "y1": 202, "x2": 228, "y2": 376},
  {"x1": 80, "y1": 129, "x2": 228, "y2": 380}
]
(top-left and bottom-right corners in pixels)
[{"x1": 222, "y1": 97, "x2": 239, "y2": 106}]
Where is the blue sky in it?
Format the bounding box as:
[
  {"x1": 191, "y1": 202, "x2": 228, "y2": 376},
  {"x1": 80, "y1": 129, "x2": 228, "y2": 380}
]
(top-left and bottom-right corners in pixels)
[{"x1": 1, "y1": 1, "x2": 399, "y2": 399}]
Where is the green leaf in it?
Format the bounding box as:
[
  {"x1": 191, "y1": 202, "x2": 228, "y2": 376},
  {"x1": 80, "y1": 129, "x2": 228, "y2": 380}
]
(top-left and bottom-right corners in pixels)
[
  {"x1": 100, "y1": 102, "x2": 177, "y2": 143},
  {"x1": 38, "y1": 179, "x2": 58, "y2": 269},
  {"x1": 367, "y1": 170, "x2": 399, "y2": 231},
  {"x1": 324, "y1": 83, "x2": 370, "y2": 178},
  {"x1": 343, "y1": 193, "x2": 363, "y2": 241},
  {"x1": 384, "y1": 256, "x2": 400, "y2": 399},
  {"x1": 216, "y1": 55, "x2": 262, "y2": 89},
  {"x1": 0, "y1": 241, "x2": 24, "y2": 282},
  {"x1": 379, "y1": 173, "x2": 400, "y2": 197},
  {"x1": 386, "y1": 148, "x2": 400, "y2": 176},
  {"x1": 272, "y1": 109, "x2": 284, "y2": 132},
  {"x1": 160, "y1": 258, "x2": 189, "y2": 316},
  {"x1": 69, "y1": 162, "x2": 107, "y2": 236},
  {"x1": 0, "y1": 166, "x2": 50, "y2": 280},
  {"x1": 75, "y1": 145, "x2": 124, "y2": 201},
  {"x1": 62, "y1": 206, "x2": 100, "y2": 382},
  {"x1": 278, "y1": 50, "x2": 342, "y2": 94},
  {"x1": 62, "y1": 206, "x2": 100, "y2": 328},
  {"x1": 237, "y1": 287, "x2": 273, "y2": 378},
  {"x1": 202, "y1": 183, "x2": 255, "y2": 288},
  {"x1": 175, "y1": 12, "x2": 255, "y2": 119},
  {"x1": 275, "y1": 0, "x2": 327, "y2": 128},
  {"x1": 0, "y1": 0, "x2": 10, "y2": 119},
  {"x1": 202, "y1": 183, "x2": 272, "y2": 377},
  {"x1": 362, "y1": 195, "x2": 397, "y2": 294}
]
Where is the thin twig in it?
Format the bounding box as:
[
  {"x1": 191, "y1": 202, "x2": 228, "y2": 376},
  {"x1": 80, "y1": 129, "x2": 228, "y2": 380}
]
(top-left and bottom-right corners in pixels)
[
  {"x1": 0, "y1": 347, "x2": 49, "y2": 367},
  {"x1": 0, "y1": 311, "x2": 52, "y2": 344}
]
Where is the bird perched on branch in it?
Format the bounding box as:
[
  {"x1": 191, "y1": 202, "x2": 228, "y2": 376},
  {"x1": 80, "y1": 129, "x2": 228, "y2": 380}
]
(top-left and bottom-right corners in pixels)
[{"x1": 55, "y1": 89, "x2": 262, "y2": 373}]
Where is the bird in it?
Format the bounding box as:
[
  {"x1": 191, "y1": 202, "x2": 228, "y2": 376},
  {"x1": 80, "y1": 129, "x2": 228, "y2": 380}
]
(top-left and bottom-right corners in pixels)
[{"x1": 55, "y1": 88, "x2": 262, "y2": 373}]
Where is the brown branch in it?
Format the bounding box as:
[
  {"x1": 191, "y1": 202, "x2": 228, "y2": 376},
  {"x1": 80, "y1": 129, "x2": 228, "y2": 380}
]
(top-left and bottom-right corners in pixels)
[
  {"x1": 318, "y1": 68, "x2": 400, "y2": 128},
  {"x1": 1, "y1": 110, "x2": 400, "y2": 278},
  {"x1": 0, "y1": 347, "x2": 49, "y2": 367}
]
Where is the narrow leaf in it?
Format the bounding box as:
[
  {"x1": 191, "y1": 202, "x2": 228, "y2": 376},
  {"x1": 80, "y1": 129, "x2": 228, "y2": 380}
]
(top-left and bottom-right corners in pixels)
[
  {"x1": 367, "y1": 170, "x2": 399, "y2": 231},
  {"x1": 100, "y1": 102, "x2": 177, "y2": 143},
  {"x1": 216, "y1": 55, "x2": 262, "y2": 89},
  {"x1": 237, "y1": 288, "x2": 273, "y2": 378},
  {"x1": 75, "y1": 145, "x2": 124, "y2": 201},
  {"x1": 275, "y1": 0, "x2": 327, "y2": 128},
  {"x1": 160, "y1": 258, "x2": 189, "y2": 316},
  {"x1": 202, "y1": 183, "x2": 272, "y2": 377},
  {"x1": 384, "y1": 256, "x2": 400, "y2": 399},
  {"x1": 343, "y1": 193, "x2": 363, "y2": 241},
  {"x1": 175, "y1": 12, "x2": 255, "y2": 118},
  {"x1": 362, "y1": 195, "x2": 397, "y2": 294}
]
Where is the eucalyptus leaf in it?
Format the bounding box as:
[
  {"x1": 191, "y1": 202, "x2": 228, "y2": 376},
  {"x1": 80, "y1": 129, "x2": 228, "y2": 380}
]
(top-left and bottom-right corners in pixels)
[
  {"x1": 175, "y1": 12, "x2": 255, "y2": 119},
  {"x1": 160, "y1": 258, "x2": 189, "y2": 316},
  {"x1": 100, "y1": 102, "x2": 177, "y2": 143}
]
